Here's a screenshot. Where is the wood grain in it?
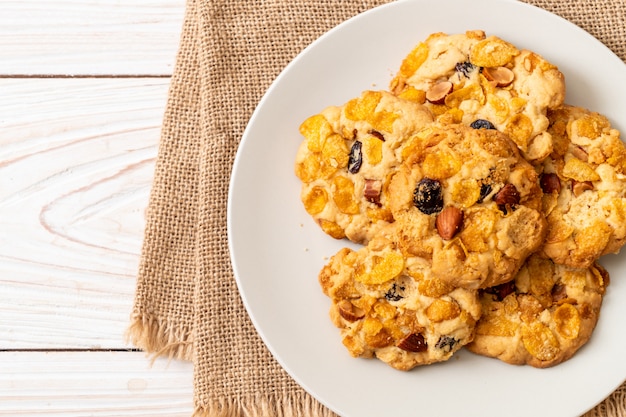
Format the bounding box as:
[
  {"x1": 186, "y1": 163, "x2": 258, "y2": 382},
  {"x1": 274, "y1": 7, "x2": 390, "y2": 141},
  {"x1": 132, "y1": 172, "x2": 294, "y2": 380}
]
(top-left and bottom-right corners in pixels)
[
  {"x1": 0, "y1": 351, "x2": 194, "y2": 416},
  {"x1": 0, "y1": 0, "x2": 185, "y2": 76},
  {"x1": 0, "y1": 79, "x2": 168, "y2": 349},
  {"x1": 0, "y1": 0, "x2": 195, "y2": 413}
]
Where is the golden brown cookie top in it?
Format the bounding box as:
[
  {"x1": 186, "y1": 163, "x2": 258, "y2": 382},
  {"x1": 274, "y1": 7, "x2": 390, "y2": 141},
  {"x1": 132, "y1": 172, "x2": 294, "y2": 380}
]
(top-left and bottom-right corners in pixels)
[
  {"x1": 295, "y1": 90, "x2": 434, "y2": 244},
  {"x1": 387, "y1": 123, "x2": 546, "y2": 289},
  {"x1": 390, "y1": 30, "x2": 566, "y2": 163},
  {"x1": 539, "y1": 105, "x2": 626, "y2": 268},
  {"x1": 467, "y1": 254, "x2": 608, "y2": 368},
  {"x1": 318, "y1": 226, "x2": 481, "y2": 371}
]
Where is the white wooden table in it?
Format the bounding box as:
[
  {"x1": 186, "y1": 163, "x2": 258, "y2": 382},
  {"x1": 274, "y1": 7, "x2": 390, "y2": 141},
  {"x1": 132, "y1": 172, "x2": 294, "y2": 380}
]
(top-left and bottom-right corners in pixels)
[{"x1": 0, "y1": 1, "x2": 195, "y2": 415}]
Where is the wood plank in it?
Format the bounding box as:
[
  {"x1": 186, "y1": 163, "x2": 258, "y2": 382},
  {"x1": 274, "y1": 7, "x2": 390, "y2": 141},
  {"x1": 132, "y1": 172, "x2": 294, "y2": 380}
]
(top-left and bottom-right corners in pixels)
[
  {"x1": 0, "y1": 78, "x2": 168, "y2": 349},
  {"x1": 0, "y1": 351, "x2": 194, "y2": 416},
  {"x1": 0, "y1": 0, "x2": 185, "y2": 76}
]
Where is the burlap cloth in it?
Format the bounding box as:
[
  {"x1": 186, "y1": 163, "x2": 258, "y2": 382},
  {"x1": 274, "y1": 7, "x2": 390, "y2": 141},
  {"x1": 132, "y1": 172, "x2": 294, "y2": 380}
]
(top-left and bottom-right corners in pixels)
[{"x1": 128, "y1": 0, "x2": 626, "y2": 415}]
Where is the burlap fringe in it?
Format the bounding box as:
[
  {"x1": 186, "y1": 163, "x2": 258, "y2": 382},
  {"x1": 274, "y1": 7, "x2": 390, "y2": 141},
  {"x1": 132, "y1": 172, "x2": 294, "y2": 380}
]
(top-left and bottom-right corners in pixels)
[
  {"x1": 188, "y1": 384, "x2": 626, "y2": 417},
  {"x1": 126, "y1": 313, "x2": 194, "y2": 362},
  {"x1": 192, "y1": 392, "x2": 339, "y2": 417}
]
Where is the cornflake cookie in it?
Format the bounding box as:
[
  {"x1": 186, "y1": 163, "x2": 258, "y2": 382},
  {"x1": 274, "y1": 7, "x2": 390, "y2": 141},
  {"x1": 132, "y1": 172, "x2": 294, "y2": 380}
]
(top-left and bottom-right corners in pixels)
[
  {"x1": 295, "y1": 90, "x2": 433, "y2": 244},
  {"x1": 387, "y1": 123, "x2": 546, "y2": 289},
  {"x1": 467, "y1": 254, "x2": 609, "y2": 368},
  {"x1": 538, "y1": 105, "x2": 626, "y2": 268},
  {"x1": 318, "y1": 226, "x2": 481, "y2": 371},
  {"x1": 390, "y1": 30, "x2": 566, "y2": 162}
]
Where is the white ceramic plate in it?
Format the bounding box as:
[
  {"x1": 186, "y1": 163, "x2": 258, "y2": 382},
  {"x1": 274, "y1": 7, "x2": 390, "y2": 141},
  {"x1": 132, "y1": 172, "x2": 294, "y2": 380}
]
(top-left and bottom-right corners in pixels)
[{"x1": 228, "y1": 1, "x2": 626, "y2": 416}]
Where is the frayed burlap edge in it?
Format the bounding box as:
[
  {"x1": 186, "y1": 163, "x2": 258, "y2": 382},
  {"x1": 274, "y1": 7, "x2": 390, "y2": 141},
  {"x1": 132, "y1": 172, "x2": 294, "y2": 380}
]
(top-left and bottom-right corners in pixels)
[
  {"x1": 191, "y1": 392, "x2": 339, "y2": 417},
  {"x1": 188, "y1": 385, "x2": 626, "y2": 417},
  {"x1": 126, "y1": 313, "x2": 194, "y2": 361}
]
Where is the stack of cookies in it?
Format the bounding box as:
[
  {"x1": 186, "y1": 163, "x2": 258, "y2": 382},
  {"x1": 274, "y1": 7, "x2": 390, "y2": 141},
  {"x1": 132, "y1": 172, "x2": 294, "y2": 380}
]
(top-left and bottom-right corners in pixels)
[{"x1": 294, "y1": 30, "x2": 625, "y2": 370}]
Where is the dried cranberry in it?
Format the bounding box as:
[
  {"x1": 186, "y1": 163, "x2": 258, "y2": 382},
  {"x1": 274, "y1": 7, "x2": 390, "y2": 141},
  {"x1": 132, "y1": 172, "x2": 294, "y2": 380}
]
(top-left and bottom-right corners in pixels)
[
  {"x1": 363, "y1": 179, "x2": 382, "y2": 206},
  {"x1": 413, "y1": 178, "x2": 443, "y2": 215},
  {"x1": 470, "y1": 119, "x2": 496, "y2": 130},
  {"x1": 397, "y1": 333, "x2": 428, "y2": 352},
  {"x1": 348, "y1": 141, "x2": 362, "y2": 174}
]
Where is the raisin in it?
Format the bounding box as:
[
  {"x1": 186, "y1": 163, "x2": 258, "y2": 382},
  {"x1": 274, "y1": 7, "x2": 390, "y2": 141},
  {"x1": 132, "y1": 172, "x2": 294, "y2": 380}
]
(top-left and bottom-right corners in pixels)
[
  {"x1": 484, "y1": 280, "x2": 516, "y2": 301},
  {"x1": 347, "y1": 141, "x2": 363, "y2": 174},
  {"x1": 470, "y1": 119, "x2": 496, "y2": 130},
  {"x1": 384, "y1": 283, "x2": 405, "y2": 302},
  {"x1": 413, "y1": 178, "x2": 443, "y2": 215},
  {"x1": 477, "y1": 183, "x2": 492, "y2": 203},
  {"x1": 435, "y1": 335, "x2": 459, "y2": 353},
  {"x1": 455, "y1": 61, "x2": 477, "y2": 78}
]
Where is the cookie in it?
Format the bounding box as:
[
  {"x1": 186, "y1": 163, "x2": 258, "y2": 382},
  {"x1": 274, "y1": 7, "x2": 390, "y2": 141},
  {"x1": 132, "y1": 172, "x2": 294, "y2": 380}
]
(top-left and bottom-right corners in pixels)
[
  {"x1": 466, "y1": 254, "x2": 608, "y2": 368},
  {"x1": 387, "y1": 122, "x2": 546, "y2": 289},
  {"x1": 390, "y1": 30, "x2": 566, "y2": 162},
  {"x1": 295, "y1": 90, "x2": 434, "y2": 244},
  {"x1": 318, "y1": 225, "x2": 481, "y2": 371},
  {"x1": 537, "y1": 105, "x2": 626, "y2": 268}
]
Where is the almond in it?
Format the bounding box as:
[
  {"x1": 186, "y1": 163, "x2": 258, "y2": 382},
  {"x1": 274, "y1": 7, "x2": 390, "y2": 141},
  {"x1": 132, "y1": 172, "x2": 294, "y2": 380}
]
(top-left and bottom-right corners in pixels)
[
  {"x1": 570, "y1": 145, "x2": 589, "y2": 162},
  {"x1": 572, "y1": 180, "x2": 593, "y2": 197},
  {"x1": 337, "y1": 300, "x2": 365, "y2": 322},
  {"x1": 435, "y1": 206, "x2": 464, "y2": 240},
  {"x1": 494, "y1": 183, "x2": 520, "y2": 206},
  {"x1": 482, "y1": 66, "x2": 515, "y2": 87},
  {"x1": 426, "y1": 81, "x2": 453, "y2": 104}
]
